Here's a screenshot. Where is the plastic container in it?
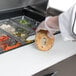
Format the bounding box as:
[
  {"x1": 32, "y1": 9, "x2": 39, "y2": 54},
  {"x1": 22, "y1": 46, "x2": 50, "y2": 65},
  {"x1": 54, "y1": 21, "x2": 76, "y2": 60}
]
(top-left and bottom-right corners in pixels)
[
  {"x1": 11, "y1": 16, "x2": 40, "y2": 31},
  {"x1": 0, "y1": 29, "x2": 21, "y2": 52},
  {"x1": 0, "y1": 20, "x2": 30, "y2": 42}
]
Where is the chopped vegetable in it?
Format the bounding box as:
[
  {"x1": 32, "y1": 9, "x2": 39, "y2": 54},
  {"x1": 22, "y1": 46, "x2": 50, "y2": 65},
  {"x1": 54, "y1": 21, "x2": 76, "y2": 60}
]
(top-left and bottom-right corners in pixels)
[
  {"x1": 0, "y1": 35, "x2": 21, "y2": 51},
  {"x1": 20, "y1": 20, "x2": 29, "y2": 25},
  {"x1": 25, "y1": 40, "x2": 34, "y2": 44},
  {"x1": 4, "y1": 42, "x2": 21, "y2": 51}
]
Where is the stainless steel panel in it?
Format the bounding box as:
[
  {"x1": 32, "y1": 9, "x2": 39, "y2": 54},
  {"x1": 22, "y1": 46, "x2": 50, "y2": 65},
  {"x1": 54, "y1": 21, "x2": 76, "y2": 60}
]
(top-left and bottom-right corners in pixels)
[
  {"x1": 33, "y1": 55, "x2": 76, "y2": 76},
  {"x1": 0, "y1": 0, "x2": 23, "y2": 11},
  {"x1": 0, "y1": 0, "x2": 48, "y2": 11},
  {"x1": 22, "y1": 0, "x2": 48, "y2": 6}
]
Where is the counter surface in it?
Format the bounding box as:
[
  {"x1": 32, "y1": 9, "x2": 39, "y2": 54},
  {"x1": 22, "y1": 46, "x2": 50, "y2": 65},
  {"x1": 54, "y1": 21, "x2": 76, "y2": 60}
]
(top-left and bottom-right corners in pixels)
[{"x1": 0, "y1": 34, "x2": 76, "y2": 76}]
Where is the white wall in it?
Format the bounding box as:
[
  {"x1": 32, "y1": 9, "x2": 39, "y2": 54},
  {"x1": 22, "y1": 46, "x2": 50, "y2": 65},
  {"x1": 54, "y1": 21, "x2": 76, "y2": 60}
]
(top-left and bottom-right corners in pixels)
[{"x1": 47, "y1": 0, "x2": 76, "y2": 11}]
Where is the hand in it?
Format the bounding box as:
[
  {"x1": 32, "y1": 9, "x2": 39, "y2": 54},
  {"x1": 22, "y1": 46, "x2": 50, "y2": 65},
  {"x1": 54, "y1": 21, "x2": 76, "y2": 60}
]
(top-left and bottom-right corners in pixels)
[{"x1": 36, "y1": 16, "x2": 59, "y2": 38}]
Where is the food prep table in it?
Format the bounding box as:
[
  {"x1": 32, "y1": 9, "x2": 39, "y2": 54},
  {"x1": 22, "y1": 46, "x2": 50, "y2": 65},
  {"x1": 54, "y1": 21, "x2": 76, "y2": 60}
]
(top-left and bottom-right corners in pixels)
[
  {"x1": 0, "y1": 0, "x2": 76, "y2": 76},
  {"x1": 0, "y1": 34, "x2": 76, "y2": 76}
]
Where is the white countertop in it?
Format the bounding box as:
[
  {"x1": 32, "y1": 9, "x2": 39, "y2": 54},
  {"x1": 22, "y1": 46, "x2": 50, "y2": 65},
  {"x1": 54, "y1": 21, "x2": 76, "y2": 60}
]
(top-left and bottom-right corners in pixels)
[{"x1": 0, "y1": 34, "x2": 76, "y2": 76}]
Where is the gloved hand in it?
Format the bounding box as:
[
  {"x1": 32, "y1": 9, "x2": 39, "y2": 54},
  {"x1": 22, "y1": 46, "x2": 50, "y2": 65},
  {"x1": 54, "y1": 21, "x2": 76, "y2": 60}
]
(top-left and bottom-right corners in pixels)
[{"x1": 36, "y1": 16, "x2": 59, "y2": 38}]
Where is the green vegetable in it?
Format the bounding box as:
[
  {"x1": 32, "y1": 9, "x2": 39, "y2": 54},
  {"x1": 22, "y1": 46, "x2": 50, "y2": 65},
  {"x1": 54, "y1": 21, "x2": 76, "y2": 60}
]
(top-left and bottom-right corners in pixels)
[{"x1": 20, "y1": 20, "x2": 29, "y2": 25}]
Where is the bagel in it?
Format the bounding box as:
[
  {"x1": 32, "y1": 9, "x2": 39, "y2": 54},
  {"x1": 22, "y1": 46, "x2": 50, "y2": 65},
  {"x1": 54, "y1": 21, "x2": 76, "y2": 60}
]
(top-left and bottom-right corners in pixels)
[{"x1": 35, "y1": 30, "x2": 55, "y2": 51}]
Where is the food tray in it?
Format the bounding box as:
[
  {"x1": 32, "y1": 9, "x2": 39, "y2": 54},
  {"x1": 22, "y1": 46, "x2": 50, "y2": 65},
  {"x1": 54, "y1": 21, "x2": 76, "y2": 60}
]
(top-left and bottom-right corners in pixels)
[
  {"x1": 11, "y1": 16, "x2": 40, "y2": 31},
  {"x1": 0, "y1": 15, "x2": 39, "y2": 54},
  {"x1": 0, "y1": 19, "x2": 31, "y2": 42},
  {"x1": 0, "y1": 28, "x2": 22, "y2": 53}
]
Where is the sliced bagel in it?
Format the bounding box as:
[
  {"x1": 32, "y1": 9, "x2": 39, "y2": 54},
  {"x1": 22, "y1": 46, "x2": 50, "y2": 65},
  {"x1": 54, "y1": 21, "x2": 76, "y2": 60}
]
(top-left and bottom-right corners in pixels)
[{"x1": 35, "y1": 30, "x2": 55, "y2": 51}]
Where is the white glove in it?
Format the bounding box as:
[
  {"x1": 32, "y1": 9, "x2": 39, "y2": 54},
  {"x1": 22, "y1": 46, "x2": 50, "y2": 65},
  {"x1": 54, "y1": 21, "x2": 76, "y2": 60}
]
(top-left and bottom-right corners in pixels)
[
  {"x1": 59, "y1": 3, "x2": 76, "y2": 41},
  {"x1": 36, "y1": 16, "x2": 59, "y2": 38}
]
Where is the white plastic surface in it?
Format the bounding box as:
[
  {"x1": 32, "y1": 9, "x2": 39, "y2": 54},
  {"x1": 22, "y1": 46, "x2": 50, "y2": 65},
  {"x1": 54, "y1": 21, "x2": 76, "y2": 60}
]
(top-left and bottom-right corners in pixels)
[{"x1": 0, "y1": 34, "x2": 76, "y2": 76}]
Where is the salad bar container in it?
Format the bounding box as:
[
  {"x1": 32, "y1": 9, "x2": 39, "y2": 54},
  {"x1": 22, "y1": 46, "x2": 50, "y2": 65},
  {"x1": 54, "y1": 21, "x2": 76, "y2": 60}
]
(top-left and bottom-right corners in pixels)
[{"x1": 0, "y1": 6, "x2": 45, "y2": 54}]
